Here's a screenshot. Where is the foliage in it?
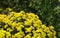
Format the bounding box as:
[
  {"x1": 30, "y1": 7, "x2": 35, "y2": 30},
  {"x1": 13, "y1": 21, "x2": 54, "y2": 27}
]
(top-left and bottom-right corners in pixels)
[
  {"x1": 0, "y1": 11, "x2": 56, "y2": 38},
  {"x1": 0, "y1": 0, "x2": 60, "y2": 37},
  {"x1": 29, "y1": 0, "x2": 60, "y2": 37}
]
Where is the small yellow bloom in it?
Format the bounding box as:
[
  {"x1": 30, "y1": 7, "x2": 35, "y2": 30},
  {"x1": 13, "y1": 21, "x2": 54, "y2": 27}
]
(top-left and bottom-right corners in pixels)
[
  {"x1": 6, "y1": 8, "x2": 12, "y2": 11},
  {"x1": 54, "y1": 36, "x2": 57, "y2": 38},
  {"x1": 49, "y1": 26, "x2": 54, "y2": 30},
  {"x1": 12, "y1": 35, "x2": 16, "y2": 38},
  {"x1": 24, "y1": 35, "x2": 31, "y2": 38},
  {"x1": 4, "y1": 24, "x2": 8, "y2": 28},
  {"x1": 25, "y1": 26, "x2": 33, "y2": 32}
]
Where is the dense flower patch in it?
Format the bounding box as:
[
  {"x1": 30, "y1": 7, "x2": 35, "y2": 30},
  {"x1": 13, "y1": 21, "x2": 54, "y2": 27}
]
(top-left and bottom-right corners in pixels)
[{"x1": 0, "y1": 11, "x2": 56, "y2": 38}]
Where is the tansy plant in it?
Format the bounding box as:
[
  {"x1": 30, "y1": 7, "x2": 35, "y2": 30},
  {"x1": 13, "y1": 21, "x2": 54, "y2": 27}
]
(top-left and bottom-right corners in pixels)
[{"x1": 0, "y1": 11, "x2": 56, "y2": 38}]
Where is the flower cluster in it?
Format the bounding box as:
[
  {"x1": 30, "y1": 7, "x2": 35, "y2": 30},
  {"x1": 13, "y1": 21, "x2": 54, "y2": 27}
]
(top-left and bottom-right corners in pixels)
[{"x1": 0, "y1": 11, "x2": 56, "y2": 38}]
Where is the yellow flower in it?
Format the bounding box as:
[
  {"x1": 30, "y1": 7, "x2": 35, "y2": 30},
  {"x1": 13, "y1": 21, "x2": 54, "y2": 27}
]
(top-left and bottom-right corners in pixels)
[
  {"x1": 35, "y1": 29, "x2": 42, "y2": 32},
  {"x1": 12, "y1": 22, "x2": 17, "y2": 27},
  {"x1": 49, "y1": 26, "x2": 54, "y2": 30},
  {"x1": 0, "y1": 30, "x2": 5, "y2": 38},
  {"x1": 35, "y1": 15, "x2": 39, "y2": 18},
  {"x1": 6, "y1": 32, "x2": 11, "y2": 38},
  {"x1": 42, "y1": 24, "x2": 46, "y2": 29},
  {"x1": 52, "y1": 30, "x2": 56, "y2": 35},
  {"x1": 33, "y1": 33, "x2": 38, "y2": 38},
  {"x1": 7, "y1": 28, "x2": 13, "y2": 32},
  {"x1": 19, "y1": 11, "x2": 25, "y2": 14},
  {"x1": 8, "y1": 21, "x2": 13, "y2": 25},
  {"x1": 17, "y1": 17, "x2": 21, "y2": 20},
  {"x1": 24, "y1": 21, "x2": 30, "y2": 25},
  {"x1": 4, "y1": 24, "x2": 8, "y2": 28},
  {"x1": 15, "y1": 32, "x2": 25, "y2": 38},
  {"x1": 24, "y1": 35, "x2": 31, "y2": 38},
  {"x1": 41, "y1": 32, "x2": 46, "y2": 37},
  {"x1": 16, "y1": 26, "x2": 22, "y2": 31},
  {"x1": 54, "y1": 36, "x2": 57, "y2": 38},
  {"x1": 12, "y1": 35, "x2": 16, "y2": 38},
  {"x1": 6, "y1": 8, "x2": 12, "y2": 11},
  {"x1": 37, "y1": 36, "x2": 41, "y2": 38},
  {"x1": 25, "y1": 26, "x2": 33, "y2": 32},
  {"x1": 10, "y1": 16, "x2": 15, "y2": 20}
]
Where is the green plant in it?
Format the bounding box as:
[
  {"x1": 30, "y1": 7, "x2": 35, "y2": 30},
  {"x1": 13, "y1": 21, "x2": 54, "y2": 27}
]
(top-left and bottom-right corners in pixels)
[
  {"x1": 0, "y1": 0, "x2": 59, "y2": 37},
  {"x1": 0, "y1": 11, "x2": 56, "y2": 38}
]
